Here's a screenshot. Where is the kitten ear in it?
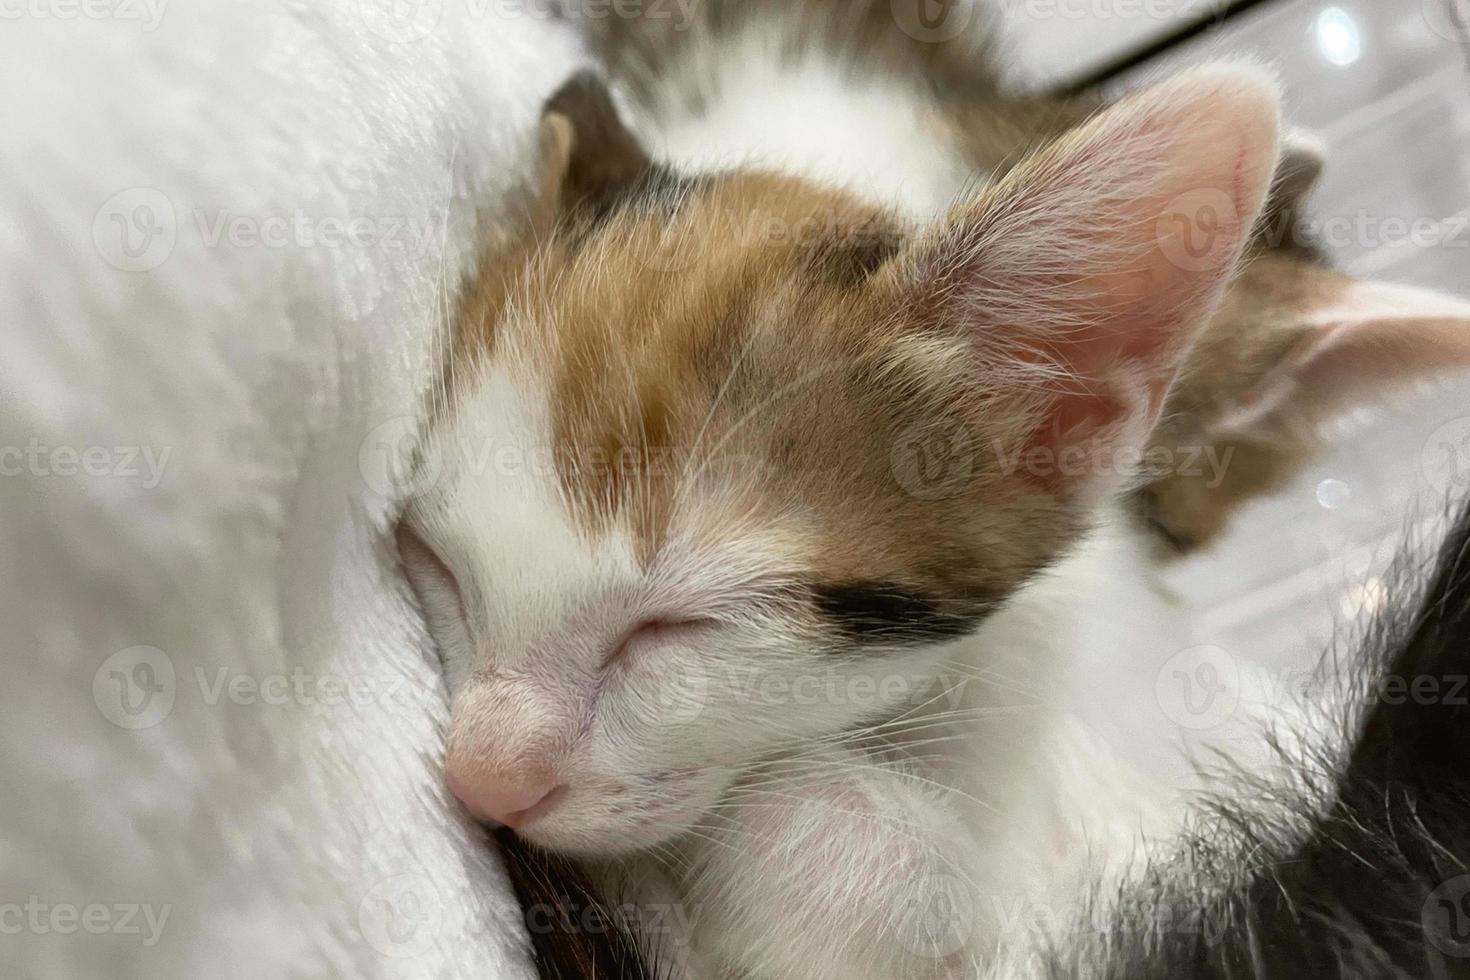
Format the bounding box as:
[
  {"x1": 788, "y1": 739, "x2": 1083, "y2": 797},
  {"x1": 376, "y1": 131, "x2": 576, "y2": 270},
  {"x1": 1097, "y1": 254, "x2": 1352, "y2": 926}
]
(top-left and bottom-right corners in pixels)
[
  {"x1": 539, "y1": 70, "x2": 654, "y2": 221},
  {"x1": 1135, "y1": 265, "x2": 1470, "y2": 554},
  {"x1": 880, "y1": 65, "x2": 1282, "y2": 498},
  {"x1": 1260, "y1": 129, "x2": 1326, "y2": 233},
  {"x1": 529, "y1": 112, "x2": 575, "y2": 236},
  {"x1": 1221, "y1": 277, "x2": 1470, "y2": 430}
]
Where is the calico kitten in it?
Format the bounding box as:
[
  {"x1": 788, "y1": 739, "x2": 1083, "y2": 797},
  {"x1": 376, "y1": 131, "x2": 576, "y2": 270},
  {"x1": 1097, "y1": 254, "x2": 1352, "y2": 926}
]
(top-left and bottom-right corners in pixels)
[
  {"x1": 400, "y1": 6, "x2": 1470, "y2": 978},
  {"x1": 406, "y1": 59, "x2": 1283, "y2": 977}
]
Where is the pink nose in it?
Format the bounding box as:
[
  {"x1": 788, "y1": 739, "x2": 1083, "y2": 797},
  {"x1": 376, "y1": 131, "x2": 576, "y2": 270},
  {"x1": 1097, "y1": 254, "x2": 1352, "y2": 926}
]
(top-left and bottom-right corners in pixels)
[{"x1": 447, "y1": 771, "x2": 566, "y2": 828}]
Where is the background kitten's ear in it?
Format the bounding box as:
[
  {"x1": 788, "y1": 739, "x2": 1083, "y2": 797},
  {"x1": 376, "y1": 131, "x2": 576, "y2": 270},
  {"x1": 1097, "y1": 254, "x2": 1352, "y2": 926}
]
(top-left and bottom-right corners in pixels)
[
  {"x1": 1137, "y1": 260, "x2": 1470, "y2": 553},
  {"x1": 1259, "y1": 129, "x2": 1326, "y2": 236},
  {"x1": 1219, "y1": 276, "x2": 1470, "y2": 431},
  {"x1": 880, "y1": 64, "x2": 1282, "y2": 501},
  {"x1": 540, "y1": 70, "x2": 655, "y2": 222}
]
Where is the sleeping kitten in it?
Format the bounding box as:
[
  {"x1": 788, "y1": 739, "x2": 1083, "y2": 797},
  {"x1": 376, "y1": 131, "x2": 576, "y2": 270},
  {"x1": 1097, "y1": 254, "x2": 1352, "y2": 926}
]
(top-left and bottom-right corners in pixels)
[
  {"x1": 407, "y1": 62, "x2": 1282, "y2": 977},
  {"x1": 400, "y1": 8, "x2": 1470, "y2": 977}
]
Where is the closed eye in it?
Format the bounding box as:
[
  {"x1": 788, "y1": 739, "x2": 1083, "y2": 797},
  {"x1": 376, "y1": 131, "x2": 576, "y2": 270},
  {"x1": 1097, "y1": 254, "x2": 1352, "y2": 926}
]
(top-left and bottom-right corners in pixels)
[
  {"x1": 602, "y1": 618, "x2": 714, "y2": 670},
  {"x1": 396, "y1": 521, "x2": 473, "y2": 667}
]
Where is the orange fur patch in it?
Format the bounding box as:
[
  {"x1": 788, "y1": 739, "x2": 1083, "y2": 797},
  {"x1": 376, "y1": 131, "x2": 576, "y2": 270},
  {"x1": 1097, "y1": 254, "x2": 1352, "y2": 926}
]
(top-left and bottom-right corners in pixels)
[{"x1": 450, "y1": 167, "x2": 1078, "y2": 609}]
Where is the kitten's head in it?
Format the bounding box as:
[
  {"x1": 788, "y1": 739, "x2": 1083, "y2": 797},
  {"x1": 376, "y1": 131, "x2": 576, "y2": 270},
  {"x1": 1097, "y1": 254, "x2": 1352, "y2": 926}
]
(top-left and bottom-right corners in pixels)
[{"x1": 400, "y1": 67, "x2": 1282, "y2": 856}]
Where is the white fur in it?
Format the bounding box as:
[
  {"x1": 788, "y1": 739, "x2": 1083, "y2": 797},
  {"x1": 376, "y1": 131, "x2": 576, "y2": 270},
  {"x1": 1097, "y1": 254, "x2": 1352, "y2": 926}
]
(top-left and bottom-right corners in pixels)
[
  {"x1": 418, "y1": 360, "x2": 638, "y2": 694},
  {"x1": 627, "y1": 21, "x2": 975, "y2": 221},
  {"x1": 654, "y1": 514, "x2": 1313, "y2": 979},
  {"x1": 414, "y1": 349, "x2": 964, "y2": 855},
  {"x1": 0, "y1": 4, "x2": 582, "y2": 977}
]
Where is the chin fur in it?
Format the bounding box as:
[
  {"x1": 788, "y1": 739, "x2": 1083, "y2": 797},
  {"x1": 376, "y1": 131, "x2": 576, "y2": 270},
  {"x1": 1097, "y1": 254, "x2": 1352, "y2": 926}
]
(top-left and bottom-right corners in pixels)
[{"x1": 523, "y1": 774, "x2": 734, "y2": 858}]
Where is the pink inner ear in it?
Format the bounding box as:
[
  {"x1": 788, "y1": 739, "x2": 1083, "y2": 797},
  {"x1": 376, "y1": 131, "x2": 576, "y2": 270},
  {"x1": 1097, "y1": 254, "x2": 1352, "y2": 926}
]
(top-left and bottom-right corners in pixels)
[
  {"x1": 1226, "y1": 280, "x2": 1470, "y2": 430},
  {"x1": 1052, "y1": 302, "x2": 1199, "y2": 428},
  {"x1": 1014, "y1": 260, "x2": 1240, "y2": 494},
  {"x1": 923, "y1": 66, "x2": 1280, "y2": 496}
]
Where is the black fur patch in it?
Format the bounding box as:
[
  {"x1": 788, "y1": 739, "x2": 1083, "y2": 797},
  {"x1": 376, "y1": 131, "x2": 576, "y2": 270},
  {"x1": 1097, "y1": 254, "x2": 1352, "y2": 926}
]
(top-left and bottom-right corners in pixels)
[
  {"x1": 809, "y1": 580, "x2": 994, "y2": 645},
  {"x1": 496, "y1": 829, "x2": 664, "y2": 980}
]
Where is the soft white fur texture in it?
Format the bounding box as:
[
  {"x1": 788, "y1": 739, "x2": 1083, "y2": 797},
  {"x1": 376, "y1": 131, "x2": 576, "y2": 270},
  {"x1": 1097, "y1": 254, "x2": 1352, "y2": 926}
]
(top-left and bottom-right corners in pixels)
[
  {"x1": 0, "y1": 3, "x2": 581, "y2": 977},
  {"x1": 630, "y1": 24, "x2": 973, "y2": 221}
]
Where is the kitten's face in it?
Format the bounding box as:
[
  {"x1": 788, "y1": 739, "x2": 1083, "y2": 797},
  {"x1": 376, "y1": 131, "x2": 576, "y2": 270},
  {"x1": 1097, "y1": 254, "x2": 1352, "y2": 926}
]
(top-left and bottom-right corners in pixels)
[
  {"x1": 404, "y1": 175, "x2": 1082, "y2": 855},
  {"x1": 401, "y1": 69, "x2": 1281, "y2": 855}
]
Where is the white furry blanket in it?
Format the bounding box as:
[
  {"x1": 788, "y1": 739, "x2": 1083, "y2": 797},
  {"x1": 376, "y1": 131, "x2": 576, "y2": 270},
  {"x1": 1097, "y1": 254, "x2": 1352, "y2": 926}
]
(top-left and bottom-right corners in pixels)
[{"x1": 0, "y1": 4, "x2": 580, "y2": 976}]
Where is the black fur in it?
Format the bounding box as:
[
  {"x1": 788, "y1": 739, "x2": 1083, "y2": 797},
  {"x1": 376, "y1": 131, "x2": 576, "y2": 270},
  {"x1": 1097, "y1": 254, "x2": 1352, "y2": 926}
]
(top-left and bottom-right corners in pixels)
[
  {"x1": 810, "y1": 580, "x2": 997, "y2": 646},
  {"x1": 495, "y1": 829, "x2": 664, "y2": 980},
  {"x1": 1047, "y1": 495, "x2": 1470, "y2": 979}
]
